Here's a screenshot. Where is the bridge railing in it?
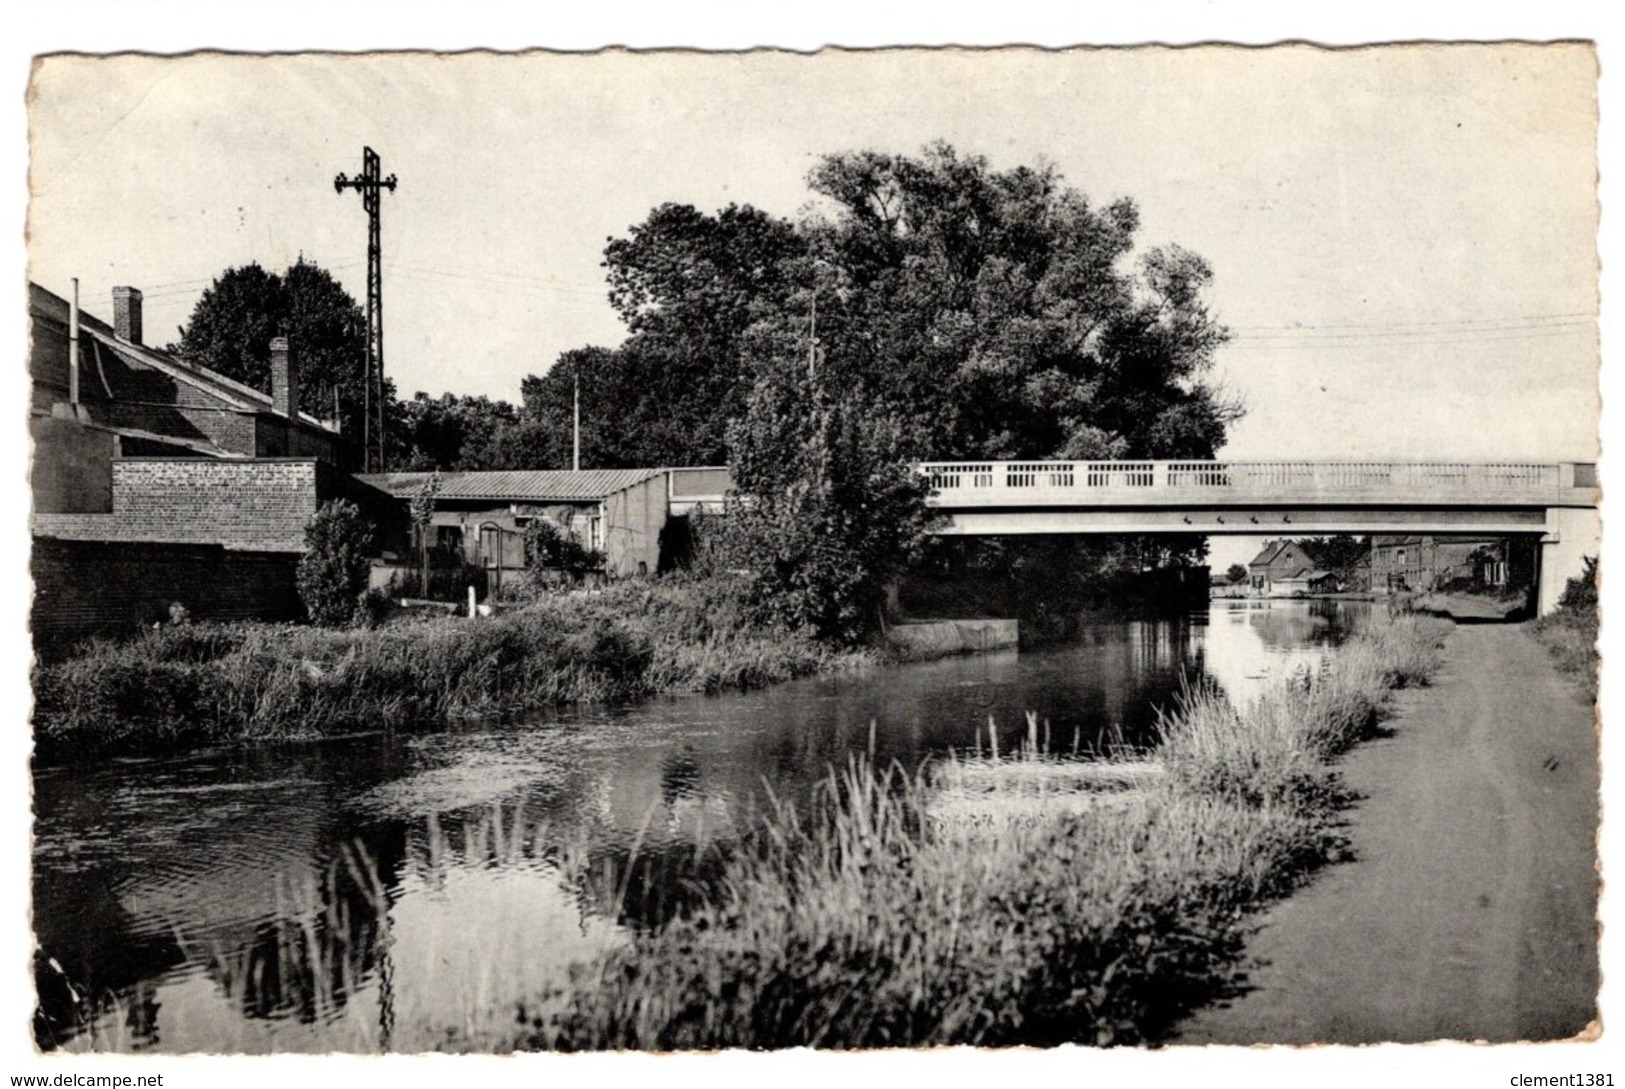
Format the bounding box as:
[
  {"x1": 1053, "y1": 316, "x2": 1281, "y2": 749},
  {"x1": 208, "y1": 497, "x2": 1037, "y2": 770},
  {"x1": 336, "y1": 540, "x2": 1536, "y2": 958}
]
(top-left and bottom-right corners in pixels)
[{"x1": 918, "y1": 460, "x2": 1578, "y2": 504}]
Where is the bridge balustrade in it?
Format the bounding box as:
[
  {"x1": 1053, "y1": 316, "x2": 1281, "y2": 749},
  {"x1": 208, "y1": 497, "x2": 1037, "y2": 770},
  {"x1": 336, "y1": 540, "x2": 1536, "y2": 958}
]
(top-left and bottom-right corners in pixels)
[{"x1": 917, "y1": 459, "x2": 1575, "y2": 504}]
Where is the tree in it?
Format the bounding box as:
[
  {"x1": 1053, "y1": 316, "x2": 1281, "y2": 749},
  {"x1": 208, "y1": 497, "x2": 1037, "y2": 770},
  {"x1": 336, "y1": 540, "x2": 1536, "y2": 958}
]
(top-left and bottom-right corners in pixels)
[
  {"x1": 297, "y1": 500, "x2": 376, "y2": 627},
  {"x1": 772, "y1": 144, "x2": 1237, "y2": 594},
  {"x1": 536, "y1": 143, "x2": 1242, "y2": 633},
  {"x1": 1298, "y1": 536, "x2": 1369, "y2": 577},
  {"x1": 711, "y1": 331, "x2": 936, "y2": 645},
  {"x1": 796, "y1": 142, "x2": 1238, "y2": 462},
  {"x1": 498, "y1": 204, "x2": 807, "y2": 471},
  {"x1": 170, "y1": 258, "x2": 388, "y2": 452},
  {"x1": 1226, "y1": 563, "x2": 1248, "y2": 584},
  {"x1": 408, "y1": 472, "x2": 441, "y2": 594},
  {"x1": 389, "y1": 392, "x2": 521, "y2": 470}
]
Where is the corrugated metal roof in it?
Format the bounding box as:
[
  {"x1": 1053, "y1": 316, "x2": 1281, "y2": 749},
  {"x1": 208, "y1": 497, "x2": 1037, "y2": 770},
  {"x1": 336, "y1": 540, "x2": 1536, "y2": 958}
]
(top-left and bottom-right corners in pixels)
[{"x1": 357, "y1": 468, "x2": 662, "y2": 501}]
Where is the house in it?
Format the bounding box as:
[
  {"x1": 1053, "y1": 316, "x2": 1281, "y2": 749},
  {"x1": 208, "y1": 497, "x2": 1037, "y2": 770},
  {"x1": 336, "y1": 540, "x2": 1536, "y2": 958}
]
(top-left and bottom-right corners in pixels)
[
  {"x1": 1369, "y1": 535, "x2": 1534, "y2": 595},
  {"x1": 357, "y1": 468, "x2": 675, "y2": 591},
  {"x1": 29, "y1": 281, "x2": 404, "y2": 644},
  {"x1": 30, "y1": 282, "x2": 350, "y2": 504},
  {"x1": 1246, "y1": 539, "x2": 1339, "y2": 598}
]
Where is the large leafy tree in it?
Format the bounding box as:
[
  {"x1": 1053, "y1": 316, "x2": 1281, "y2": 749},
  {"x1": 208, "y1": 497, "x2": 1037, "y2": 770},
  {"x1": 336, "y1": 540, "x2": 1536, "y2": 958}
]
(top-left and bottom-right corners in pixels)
[
  {"x1": 797, "y1": 142, "x2": 1236, "y2": 461},
  {"x1": 715, "y1": 144, "x2": 1239, "y2": 632},
  {"x1": 169, "y1": 258, "x2": 387, "y2": 447}
]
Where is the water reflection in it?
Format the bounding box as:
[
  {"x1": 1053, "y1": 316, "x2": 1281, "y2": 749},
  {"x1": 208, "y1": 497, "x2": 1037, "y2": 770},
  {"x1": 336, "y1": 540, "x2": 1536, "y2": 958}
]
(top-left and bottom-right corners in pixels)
[{"x1": 33, "y1": 599, "x2": 1368, "y2": 1052}]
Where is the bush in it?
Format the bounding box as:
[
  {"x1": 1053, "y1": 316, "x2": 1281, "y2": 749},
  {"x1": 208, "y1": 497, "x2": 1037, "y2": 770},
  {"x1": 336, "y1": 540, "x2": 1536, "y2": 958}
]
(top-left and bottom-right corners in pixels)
[
  {"x1": 297, "y1": 500, "x2": 376, "y2": 627},
  {"x1": 1558, "y1": 555, "x2": 1599, "y2": 612},
  {"x1": 719, "y1": 362, "x2": 936, "y2": 646},
  {"x1": 523, "y1": 519, "x2": 602, "y2": 575}
]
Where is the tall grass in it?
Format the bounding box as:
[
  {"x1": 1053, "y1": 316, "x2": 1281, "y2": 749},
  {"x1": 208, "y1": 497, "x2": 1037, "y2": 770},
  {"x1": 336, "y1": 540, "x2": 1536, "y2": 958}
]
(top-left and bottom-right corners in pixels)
[
  {"x1": 32, "y1": 576, "x2": 869, "y2": 757},
  {"x1": 1532, "y1": 610, "x2": 1599, "y2": 701},
  {"x1": 517, "y1": 615, "x2": 1449, "y2": 1050}
]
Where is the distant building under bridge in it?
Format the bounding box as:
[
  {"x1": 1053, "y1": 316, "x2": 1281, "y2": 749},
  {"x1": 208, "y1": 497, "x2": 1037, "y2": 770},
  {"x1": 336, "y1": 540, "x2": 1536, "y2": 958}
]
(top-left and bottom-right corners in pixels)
[{"x1": 1369, "y1": 535, "x2": 1536, "y2": 596}]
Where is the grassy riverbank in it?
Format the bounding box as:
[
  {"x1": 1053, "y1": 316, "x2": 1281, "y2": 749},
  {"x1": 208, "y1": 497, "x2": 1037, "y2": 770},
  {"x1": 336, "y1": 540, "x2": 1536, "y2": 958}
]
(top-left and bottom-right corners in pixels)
[
  {"x1": 1531, "y1": 608, "x2": 1599, "y2": 701},
  {"x1": 32, "y1": 577, "x2": 868, "y2": 758},
  {"x1": 514, "y1": 616, "x2": 1446, "y2": 1050}
]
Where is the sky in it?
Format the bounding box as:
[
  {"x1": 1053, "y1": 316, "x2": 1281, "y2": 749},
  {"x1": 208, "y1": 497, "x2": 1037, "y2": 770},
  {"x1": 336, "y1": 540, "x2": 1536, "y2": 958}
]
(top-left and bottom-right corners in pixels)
[
  {"x1": 25, "y1": 45, "x2": 1600, "y2": 472},
  {"x1": 7, "y1": 6, "x2": 1622, "y2": 1086}
]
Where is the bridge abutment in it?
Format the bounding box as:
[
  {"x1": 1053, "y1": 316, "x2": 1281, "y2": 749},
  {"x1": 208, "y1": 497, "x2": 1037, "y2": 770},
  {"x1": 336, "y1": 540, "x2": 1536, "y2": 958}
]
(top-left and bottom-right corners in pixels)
[{"x1": 1538, "y1": 506, "x2": 1601, "y2": 616}]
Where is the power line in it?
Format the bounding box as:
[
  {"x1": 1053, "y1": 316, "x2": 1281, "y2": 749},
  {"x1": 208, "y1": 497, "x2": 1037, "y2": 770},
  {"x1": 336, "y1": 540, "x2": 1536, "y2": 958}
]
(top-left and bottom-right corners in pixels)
[
  {"x1": 1226, "y1": 312, "x2": 1592, "y2": 332},
  {"x1": 1224, "y1": 327, "x2": 1593, "y2": 351},
  {"x1": 382, "y1": 259, "x2": 608, "y2": 298}
]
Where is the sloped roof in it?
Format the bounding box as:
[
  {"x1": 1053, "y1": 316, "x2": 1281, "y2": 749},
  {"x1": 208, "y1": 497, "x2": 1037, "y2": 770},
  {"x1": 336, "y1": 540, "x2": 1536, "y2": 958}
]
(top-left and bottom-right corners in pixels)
[
  {"x1": 30, "y1": 282, "x2": 338, "y2": 434},
  {"x1": 358, "y1": 469, "x2": 663, "y2": 502},
  {"x1": 1248, "y1": 540, "x2": 1293, "y2": 568}
]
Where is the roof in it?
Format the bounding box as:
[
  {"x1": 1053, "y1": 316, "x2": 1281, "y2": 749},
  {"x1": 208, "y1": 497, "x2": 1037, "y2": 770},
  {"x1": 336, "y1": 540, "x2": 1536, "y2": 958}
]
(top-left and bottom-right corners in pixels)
[
  {"x1": 358, "y1": 469, "x2": 663, "y2": 502},
  {"x1": 1248, "y1": 539, "x2": 1296, "y2": 568},
  {"x1": 29, "y1": 282, "x2": 338, "y2": 434}
]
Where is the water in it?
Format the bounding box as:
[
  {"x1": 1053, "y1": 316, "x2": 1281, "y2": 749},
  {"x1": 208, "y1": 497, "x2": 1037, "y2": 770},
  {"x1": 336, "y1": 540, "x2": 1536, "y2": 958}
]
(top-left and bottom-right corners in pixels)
[{"x1": 31, "y1": 598, "x2": 1367, "y2": 1052}]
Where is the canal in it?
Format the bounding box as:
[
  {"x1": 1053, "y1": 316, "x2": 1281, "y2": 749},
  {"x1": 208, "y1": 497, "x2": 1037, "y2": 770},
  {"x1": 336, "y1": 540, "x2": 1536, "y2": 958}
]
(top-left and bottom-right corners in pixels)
[{"x1": 31, "y1": 598, "x2": 1370, "y2": 1052}]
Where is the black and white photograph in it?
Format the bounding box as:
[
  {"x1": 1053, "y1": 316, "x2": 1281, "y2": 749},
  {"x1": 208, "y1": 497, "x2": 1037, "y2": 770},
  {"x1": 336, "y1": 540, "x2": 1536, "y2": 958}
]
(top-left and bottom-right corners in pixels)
[{"x1": 9, "y1": 9, "x2": 1616, "y2": 1084}]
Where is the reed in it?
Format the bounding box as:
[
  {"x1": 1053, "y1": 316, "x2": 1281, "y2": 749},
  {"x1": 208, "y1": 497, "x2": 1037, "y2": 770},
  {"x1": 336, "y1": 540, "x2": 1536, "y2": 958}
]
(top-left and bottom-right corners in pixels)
[
  {"x1": 516, "y1": 615, "x2": 1449, "y2": 1051},
  {"x1": 33, "y1": 576, "x2": 869, "y2": 757}
]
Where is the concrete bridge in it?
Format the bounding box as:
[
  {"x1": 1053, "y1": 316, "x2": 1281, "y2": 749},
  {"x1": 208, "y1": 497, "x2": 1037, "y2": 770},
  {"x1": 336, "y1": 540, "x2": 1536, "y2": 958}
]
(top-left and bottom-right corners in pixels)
[{"x1": 668, "y1": 460, "x2": 1600, "y2": 614}]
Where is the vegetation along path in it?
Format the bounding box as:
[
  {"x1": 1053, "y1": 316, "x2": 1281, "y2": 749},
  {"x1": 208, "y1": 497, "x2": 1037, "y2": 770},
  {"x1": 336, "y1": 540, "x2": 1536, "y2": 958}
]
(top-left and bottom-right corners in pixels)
[{"x1": 1174, "y1": 623, "x2": 1598, "y2": 1045}]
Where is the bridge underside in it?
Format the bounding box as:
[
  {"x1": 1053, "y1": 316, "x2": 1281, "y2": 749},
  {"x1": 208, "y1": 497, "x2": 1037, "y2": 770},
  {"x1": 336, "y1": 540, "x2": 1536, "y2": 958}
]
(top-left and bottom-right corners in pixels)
[{"x1": 931, "y1": 506, "x2": 1554, "y2": 536}]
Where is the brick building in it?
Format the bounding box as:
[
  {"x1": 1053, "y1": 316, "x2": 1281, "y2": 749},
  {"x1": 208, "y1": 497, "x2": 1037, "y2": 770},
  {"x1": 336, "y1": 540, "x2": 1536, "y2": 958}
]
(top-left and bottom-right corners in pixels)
[
  {"x1": 1369, "y1": 535, "x2": 1535, "y2": 595},
  {"x1": 30, "y1": 282, "x2": 349, "y2": 493},
  {"x1": 29, "y1": 281, "x2": 402, "y2": 644},
  {"x1": 1246, "y1": 539, "x2": 1338, "y2": 597}
]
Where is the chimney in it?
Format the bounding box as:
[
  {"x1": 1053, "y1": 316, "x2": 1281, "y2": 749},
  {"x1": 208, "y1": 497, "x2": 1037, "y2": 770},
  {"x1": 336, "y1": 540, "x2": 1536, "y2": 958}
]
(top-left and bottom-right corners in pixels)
[
  {"x1": 270, "y1": 337, "x2": 298, "y2": 418},
  {"x1": 112, "y1": 286, "x2": 143, "y2": 345}
]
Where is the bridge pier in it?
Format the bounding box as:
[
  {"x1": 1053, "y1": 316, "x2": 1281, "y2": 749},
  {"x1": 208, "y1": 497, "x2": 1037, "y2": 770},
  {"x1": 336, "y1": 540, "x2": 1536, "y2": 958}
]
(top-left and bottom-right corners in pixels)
[{"x1": 1538, "y1": 506, "x2": 1601, "y2": 616}]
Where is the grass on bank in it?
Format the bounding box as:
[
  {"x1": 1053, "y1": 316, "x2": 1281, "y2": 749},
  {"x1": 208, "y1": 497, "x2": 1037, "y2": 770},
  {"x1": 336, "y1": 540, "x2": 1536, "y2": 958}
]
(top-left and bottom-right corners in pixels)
[
  {"x1": 513, "y1": 616, "x2": 1447, "y2": 1051},
  {"x1": 1531, "y1": 609, "x2": 1599, "y2": 701},
  {"x1": 32, "y1": 577, "x2": 869, "y2": 757},
  {"x1": 1529, "y1": 555, "x2": 1599, "y2": 701}
]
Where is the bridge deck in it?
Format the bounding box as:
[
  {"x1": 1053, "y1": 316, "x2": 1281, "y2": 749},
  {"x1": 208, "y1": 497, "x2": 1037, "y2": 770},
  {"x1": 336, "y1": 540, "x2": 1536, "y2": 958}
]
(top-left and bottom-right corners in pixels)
[{"x1": 919, "y1": 460, "x2": 1596, "y2": 510}]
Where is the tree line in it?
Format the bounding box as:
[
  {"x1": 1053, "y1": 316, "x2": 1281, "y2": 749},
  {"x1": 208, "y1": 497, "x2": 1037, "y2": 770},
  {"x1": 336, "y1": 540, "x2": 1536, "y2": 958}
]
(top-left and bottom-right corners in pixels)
[{"x1": 171, "y1": 142, "x2": 1241, "y2": 641}]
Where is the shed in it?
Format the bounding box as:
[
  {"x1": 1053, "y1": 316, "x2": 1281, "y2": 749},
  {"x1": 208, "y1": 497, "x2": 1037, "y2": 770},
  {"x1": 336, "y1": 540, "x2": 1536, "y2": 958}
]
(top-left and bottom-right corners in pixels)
[{"x1": 358, "y1": 468, "x2": 670, "y2": 586}]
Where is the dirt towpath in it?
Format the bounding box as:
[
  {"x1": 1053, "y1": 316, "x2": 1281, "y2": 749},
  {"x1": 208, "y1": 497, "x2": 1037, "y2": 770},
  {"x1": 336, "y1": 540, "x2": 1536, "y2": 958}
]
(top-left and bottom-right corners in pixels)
[{"x1": 1174, "y1": 623, "x2": 1599, "y2": 1045}]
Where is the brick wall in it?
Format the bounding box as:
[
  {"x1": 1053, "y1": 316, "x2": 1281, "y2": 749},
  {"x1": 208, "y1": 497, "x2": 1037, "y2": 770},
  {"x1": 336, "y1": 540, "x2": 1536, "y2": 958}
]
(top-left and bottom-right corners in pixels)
[
  {"x1": 32, "y1": 458, "x2": 407, "y2": 556},
  {"x1": 33, "y1": 459, "x2": 321, "y2": 552},
  {"x1": 30, "y1": 537, "x2": 302, "y2": 646}
]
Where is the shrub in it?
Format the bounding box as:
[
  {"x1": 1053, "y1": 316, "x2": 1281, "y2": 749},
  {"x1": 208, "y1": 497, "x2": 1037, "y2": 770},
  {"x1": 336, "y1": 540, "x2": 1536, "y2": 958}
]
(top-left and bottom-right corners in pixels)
[
  {"x1": 1558, "y1": 555, "x2": 1599, "y2": 612},
  {"x1": 1533, "y1": 556, "x2": 1599, "y2": 698},
  {"x1": 297, "y1": 500, "x2": 376, "y2": 627}
]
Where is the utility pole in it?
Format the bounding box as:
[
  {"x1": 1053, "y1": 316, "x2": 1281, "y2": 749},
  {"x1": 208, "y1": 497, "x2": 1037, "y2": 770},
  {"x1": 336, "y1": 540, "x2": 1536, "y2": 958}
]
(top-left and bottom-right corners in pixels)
[
  {"x1": 334, "y1": 146, "x2": 398, "y2": 472},
  {"x1": 572, "y1": 366, "x2": 581, "y2": 472}
]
